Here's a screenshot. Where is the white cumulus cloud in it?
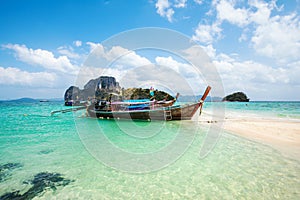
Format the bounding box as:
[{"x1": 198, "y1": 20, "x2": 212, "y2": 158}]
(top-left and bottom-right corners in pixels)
[
  {"x1": 77, "y1": 43, "x2": 154, "y2": 87},
  {"x1": 0, "y1": 66, "x2": 56, "y2": 87},
  {"x1": 251, "y1": 13, "x2": 300, "y2": 64},
  {"x1": 85, "y1": 42, "x2": 152, "y2": 69},
  {"x1": 3, "y1": 44, "x2": 79, "y2": 74},
  {"x1": 248, "y1": 0, "x2": 274, "y2": 25},
  {"x1": 174, "y1": 0, "x2": 187, "y2": 8},
  {"x1": 194, "y1": 0, "x2": 203, "y2": 5},
  {"x1": 57, "y1": 46, "x2": 81, "y2": 59},
  {"x1": 192, "y1": 22, "x2": 222, "y2": 44},
  {"x1": 74, "y1": 40, "x2": 82, "y2": 47},
  {"x1": 194, "y1": 0, "x2": 299, "y2": 64},
  {"x1": 213, "y1": 53, "x2": 292, "y2": 100},
  {"x1": 155, "y1": 0, "x2": 175, "y2": 22},
  {"x1": 155, "y1": 56, "x2": 198, "y2": 78},
  {"x1": 215, "y1": 0, "x2": 249, "y2": 27}
]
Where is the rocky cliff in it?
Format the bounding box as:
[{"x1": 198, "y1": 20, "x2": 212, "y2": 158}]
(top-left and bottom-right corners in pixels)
[
  {"x1": 64, "y1": 76, "x2": 174, "y2": 105},
  {"x1": 64, "y1": 76, "x2": 121, "y2": 105}
]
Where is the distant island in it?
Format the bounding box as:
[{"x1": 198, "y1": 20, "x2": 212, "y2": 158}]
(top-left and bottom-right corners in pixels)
[
  {"x1": 223, "y1": 92, "x2": 249, "y2": 102},
  {"x1": 64, "y1": 76, "x2": 174, "y2": 106},
  {"x1": 4, "y1": 97, "x2": 38, "y2": 103},
  {"x1": 0, "y1": 98, "x2": 63, "y2": 103}
]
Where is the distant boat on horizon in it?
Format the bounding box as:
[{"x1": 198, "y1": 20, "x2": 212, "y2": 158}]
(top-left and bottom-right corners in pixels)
[{"x1": 39, "y1": 99, "x2": 49, "y2": 102}]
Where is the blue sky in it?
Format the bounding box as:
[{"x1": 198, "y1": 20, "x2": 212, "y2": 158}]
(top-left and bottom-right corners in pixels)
[{"x1": 0, "y1": 0, "x2": 299, "y2": 100}]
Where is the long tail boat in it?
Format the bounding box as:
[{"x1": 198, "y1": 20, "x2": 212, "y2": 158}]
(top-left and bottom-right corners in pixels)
[{"x1": 87, "y1": 86, "x2": 211, "y2": 121}]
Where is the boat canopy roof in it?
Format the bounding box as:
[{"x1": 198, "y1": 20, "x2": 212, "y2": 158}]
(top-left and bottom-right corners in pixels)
[
  {"x1": 111, "y1": 99, "x2": 154, "y2": 105},
  {"x1": 123, "y1": 99, "x2": 150, "y2": 102}
]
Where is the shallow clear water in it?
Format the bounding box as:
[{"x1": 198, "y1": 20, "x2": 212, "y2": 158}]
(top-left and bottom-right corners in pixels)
[{"x1": 0, "y1": 101, "x2": 299, "y2": 199}]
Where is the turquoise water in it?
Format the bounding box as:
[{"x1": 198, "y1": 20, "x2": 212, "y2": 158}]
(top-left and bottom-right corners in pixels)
[
  {"x1": 0, "y1": 101, "x2": 299, "y2": 199},
  {"x1": 206, "y1": 101, "x2": 300, "y2": 119}
]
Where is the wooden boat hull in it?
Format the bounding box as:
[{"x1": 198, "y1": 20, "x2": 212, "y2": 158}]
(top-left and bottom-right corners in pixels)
[
  {"x1": 87, "y1": 86, "x2": 211, "y2": 121},
  {"x1": 87, "y1": 102, "x2": 201, "y2": 121}
]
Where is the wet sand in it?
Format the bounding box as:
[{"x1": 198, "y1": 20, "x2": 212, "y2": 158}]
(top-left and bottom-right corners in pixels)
[{"x1": 199, "y1": 111, "x2": 300, "y2": 161}]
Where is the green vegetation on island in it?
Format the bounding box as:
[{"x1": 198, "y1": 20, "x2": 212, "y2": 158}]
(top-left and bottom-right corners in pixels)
[{"x1": 122, "y1": 88, "x2": 174, "y2": 101}]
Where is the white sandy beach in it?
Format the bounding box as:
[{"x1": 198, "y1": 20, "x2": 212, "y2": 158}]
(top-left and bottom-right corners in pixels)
[{"x1": 199, "y1": 111, "x2": 300, "y2": 161}]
